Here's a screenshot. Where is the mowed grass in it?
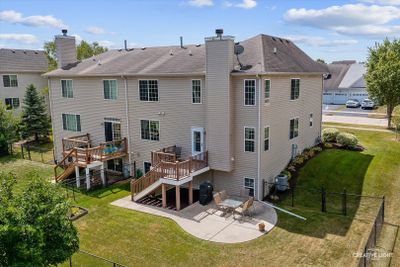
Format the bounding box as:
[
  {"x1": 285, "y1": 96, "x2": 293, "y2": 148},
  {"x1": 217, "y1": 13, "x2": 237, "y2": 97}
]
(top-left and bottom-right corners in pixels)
[{"x1": 1, "y1": 128, "x2": 399, "y2": 267}]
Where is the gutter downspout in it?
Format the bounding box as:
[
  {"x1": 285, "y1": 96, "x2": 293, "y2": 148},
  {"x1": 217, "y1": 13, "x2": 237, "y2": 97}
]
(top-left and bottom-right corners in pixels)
[
  {"x1": 257, "y1": 75, "x2": 262, "y2": 201},
  {"x1": 320, "y1": 75, "x2": 324, "y2": 140},
  {"x1": 122, "y1": 76, "x2": 132, "y2": 169},
  {"x1": 47, "y1": 78, "x2": 57, "y2": 163}
]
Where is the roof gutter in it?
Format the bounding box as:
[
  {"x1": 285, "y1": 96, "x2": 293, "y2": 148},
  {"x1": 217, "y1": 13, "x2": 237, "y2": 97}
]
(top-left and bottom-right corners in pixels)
[{"x1": 44, "y1": 72, "x2": 206, "y2": 78}]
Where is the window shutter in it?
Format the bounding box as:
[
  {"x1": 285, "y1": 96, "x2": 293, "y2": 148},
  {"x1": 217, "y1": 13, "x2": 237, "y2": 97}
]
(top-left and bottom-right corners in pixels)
[
  {"x1": 62, "y1": 114, "x2": 67, "y2": 130},
  {"x1": 76, "y1": 115, "x2": 81, "y2": 131}
]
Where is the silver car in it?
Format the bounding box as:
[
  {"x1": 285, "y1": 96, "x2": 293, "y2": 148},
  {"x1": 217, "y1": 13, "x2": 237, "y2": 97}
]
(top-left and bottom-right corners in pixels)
[
  {"x1": 346, "y1": 99, "x2": 361, "y2": 108},
  {"x1": 361, "y1": 99, "x2": 375, "y2": 109}
]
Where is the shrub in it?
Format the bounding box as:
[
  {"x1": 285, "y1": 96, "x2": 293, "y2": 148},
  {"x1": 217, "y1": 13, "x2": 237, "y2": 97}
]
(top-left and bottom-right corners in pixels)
[
  {"x1": 292, "y1": 155, "x2": 305, "y2": 166},
  {"x1": 336, "y1": 132, "x2": 358, "y2": 148},
  {"x1": 312, "y1": 146, "x2": 323, "y2": 153},
  {"x1": 287, "y1": 165, "x2": 296, "y2": 172},
  {"x1": 322, "y1": 128, "x2": 340, "y2": 142}
]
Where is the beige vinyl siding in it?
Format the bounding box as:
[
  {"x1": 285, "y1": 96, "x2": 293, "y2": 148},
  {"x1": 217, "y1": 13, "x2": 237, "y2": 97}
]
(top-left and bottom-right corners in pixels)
[
  {"x1": 50, "y1": 77, "x2": 127, "y2": 161},
  {"x1": 128, "y1": 77, "x2": 206, "y2": 172},
  {"x1": 0, "y1": 72, "x2": 48, "y2": 116},
  {"x1": 205, "y1": 39, "x2": 234, "y2": 172},
  {"x1": 260, "y1": 74, "x2": 322, "y2": 196}
]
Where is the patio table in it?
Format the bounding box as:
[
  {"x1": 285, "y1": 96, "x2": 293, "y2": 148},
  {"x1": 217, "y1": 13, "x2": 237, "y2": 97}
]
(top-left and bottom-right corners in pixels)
[{"x1": 220, "y1": 198, "x2": 244, "y2": 218}]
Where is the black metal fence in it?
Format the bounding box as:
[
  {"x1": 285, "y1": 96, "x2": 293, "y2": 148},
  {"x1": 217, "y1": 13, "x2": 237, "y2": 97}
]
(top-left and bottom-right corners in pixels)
[
  {"x1": 65, "y1": 250, "x2": 127, "y2": 267},
  {"x1": 357, "y1": 198, "x2": 385, "y2": 267},
  {"x1": 10, "y1": 142, "x2": 54, "y2": 164}
]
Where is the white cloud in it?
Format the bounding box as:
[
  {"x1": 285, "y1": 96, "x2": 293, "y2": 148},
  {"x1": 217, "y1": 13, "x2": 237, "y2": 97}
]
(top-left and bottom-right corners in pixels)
[
  {"x1": 187, "y1": 0, "x2": 213, "y2": 7},
  {"x1": 284, "y1": 4, "x2": 400, "y2": 37},
  {"x1": 285, "y1": 35, "x2": 358, "y2": 47},
  {"x1": 72, "y1": 34, "x2": 82, "y2": 43},
  {"x1": 0, "y1": 33, "x2": 39, "y2": 44},
  {"x1": 360, "y1": 0, "x2": 400, "y2": 5},
  {"x1": 85, "y1": 26, "x2": 105, "y2": 35},
  {"x1": 0, "y1": 10, "x2": 67, "y2": 29},
  {"x1": 225, "y1": 0, "x2": 257, "y2": 9},
  {"x1": 235, "y1": 0, "x2": 257, "y2": 9},
  {"x1": 98, "y1": 40, "x2": 115, "y2": 48}
]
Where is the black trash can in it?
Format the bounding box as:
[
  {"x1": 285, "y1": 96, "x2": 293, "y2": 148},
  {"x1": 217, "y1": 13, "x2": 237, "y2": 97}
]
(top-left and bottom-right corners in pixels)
[{"x1": 199, "y1": 182, "x2": 213, "y2": 205}]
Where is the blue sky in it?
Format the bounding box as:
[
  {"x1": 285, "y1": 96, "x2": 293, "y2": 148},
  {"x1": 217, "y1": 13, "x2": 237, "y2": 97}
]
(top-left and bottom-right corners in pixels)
[{"x1": 1, "y1": 0, "x2": 400, "y2": 62}]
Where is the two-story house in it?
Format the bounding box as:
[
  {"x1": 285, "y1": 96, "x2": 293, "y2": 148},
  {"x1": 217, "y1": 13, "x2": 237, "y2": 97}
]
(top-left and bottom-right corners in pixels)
[
  {"x1": 45, "y1": 29, "x2": 326, "y2": 210},
  {"x1": 0, "y1": 48, "x2": 49, "y2": 115}
]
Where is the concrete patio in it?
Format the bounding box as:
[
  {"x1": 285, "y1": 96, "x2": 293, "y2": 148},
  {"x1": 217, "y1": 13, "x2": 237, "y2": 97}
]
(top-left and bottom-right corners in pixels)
[{"x1": 111, "y1": 196, "x2": 278, "y2": 243}]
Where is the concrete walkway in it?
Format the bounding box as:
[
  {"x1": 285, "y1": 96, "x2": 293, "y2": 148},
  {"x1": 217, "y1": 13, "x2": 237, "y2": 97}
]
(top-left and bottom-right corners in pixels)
[
  {"x1": 112, "y1": 196, "x2": 277, "y2": 243},
  {"x1": 322, "y1": 115, "x2": 388, "y2": 127}
]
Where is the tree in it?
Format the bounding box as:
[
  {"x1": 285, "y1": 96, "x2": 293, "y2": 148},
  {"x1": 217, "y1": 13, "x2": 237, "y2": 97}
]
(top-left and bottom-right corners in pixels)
[
  {"x1": 0, "y1": 103, "x2": 19, "y2": 155},
  {"x1": 316, "y1": 58, "x2": 326, "y2": 64},
  {"x1": 20, "y1": 84, "x2": 51, "y2": 141},
  {"x1": 365, "y1": 38, "x2": 400, "y2": 128},
  {"x1": 44, "y1": 40, "x2": 108, "y2": 71},
  {"x1": 0, "y1": 172, "x2": 79, "y2": 266}
]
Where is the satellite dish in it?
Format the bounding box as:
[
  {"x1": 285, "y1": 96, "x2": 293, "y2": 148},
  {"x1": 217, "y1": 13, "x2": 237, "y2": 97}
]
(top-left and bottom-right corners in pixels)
[{"x1": 234, "y1": 44, "x2": 244, "y2": 55}]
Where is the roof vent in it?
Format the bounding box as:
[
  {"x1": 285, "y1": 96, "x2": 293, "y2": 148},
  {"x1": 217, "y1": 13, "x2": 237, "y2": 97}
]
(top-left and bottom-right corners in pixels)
[
  {"x1": 11, "y1": 50, "x2": 15, "y2": 53},
  {"x1": 23, "y1": 50, "x2": 27, "y2": 54},
  {"x1": 195, "y1": 44, "x2": 201, "y2": 47},
  {"x1": 61, "y1": 29, "x2": 68, "y2": 36},
  {"x1": 279, "y1": 38, "x2": 283, "y2": 43},
  {"x1": 169, "y1": 49, "x2": 174, "y2": 56},
  {"x1": 141, "y1": 47, "x2": 146, "y2": 50},
  {"x1": 216, "y1": 28, "x2": 223, "y2": 39},
  {"x1": 97, "y1": 60, "x2": 102, "y2": 66},
  {"x1": 272, "y1": 37, "x2": 276, "y2": 41},
  {"x1": 188, "y1": 50, "x2": 193, "y2": 56},
  {"x1": 273, "y1": 47, "x2": 277, "y2": 54},
  {"x1": 118, "y1": 49, "x2": 122, "y2": 52},
  {"x1": 34, "y1": 51, "x2": 38, "y2": 54}
]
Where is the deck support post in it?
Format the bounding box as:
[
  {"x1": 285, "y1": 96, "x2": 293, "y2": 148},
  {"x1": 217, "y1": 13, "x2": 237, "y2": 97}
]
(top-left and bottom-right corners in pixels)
[
  {"x1": 162, "y1": 184, "x2": 167, "y2": 208},
  {"x1": 188, "y1": 181, "x2": 193, "y2": 205},
  {"x1": 100, "y1": 163, "x2": 105, "y2": 186},
  {"x1": 85, "y1": 167, "x2": 90, "y2": 191},
  {"x1": 75, "y1": 166, "x2": 80, "y2": 188},
  {"x1": 176, "y1": 185, "x2": 181, "y2": 211}
]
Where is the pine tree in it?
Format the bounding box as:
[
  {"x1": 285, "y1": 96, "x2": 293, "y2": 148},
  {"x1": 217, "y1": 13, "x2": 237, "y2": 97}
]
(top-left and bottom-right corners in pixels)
[{"x1": 20, "y1": 84, "x2": 51, "y2": 141}]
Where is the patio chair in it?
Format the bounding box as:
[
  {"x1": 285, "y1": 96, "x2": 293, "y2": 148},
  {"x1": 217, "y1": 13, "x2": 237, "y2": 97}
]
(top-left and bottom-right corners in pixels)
[
  {"x1": 239, "y1": 188, "x2": 250, "y2": 198},
  {"x1": 234, "y1": 197, "x2": 254, "y2": 222},
  {"x1": 213, "y1": 193, "x2": 228, "y2": 214},
  {"x1": 219, "y1": 190, "x2": 228, "y2": 201}
]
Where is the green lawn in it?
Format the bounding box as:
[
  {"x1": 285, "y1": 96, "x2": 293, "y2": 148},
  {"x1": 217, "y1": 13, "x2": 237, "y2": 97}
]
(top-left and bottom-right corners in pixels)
[{"x1": 1, "y1": 128, "x2": 399, "y2": 267}]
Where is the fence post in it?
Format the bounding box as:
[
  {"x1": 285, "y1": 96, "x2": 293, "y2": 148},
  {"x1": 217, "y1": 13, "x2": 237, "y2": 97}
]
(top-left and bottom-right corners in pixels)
[
  {"x1": 374, "y1": 219, "x2": 377, "y2": 246},
  {"x1": 27, "y1": 145, "x2": 31, "y2": 160},
  {"x1": 382, "y1": 196, "x2": 385, "y2": 222},
  {"x1": 41, "y1": 151, "x2": 44, "y2": 163},
  {"x1": 21, "y1": 145, "x2": 24, "y2": 159},
  {"x1": 321, "y1": 187, "x2": 326, "y2": 213},
  {"x1": 342, "y1": 188, "x2": 347, "y2": 216}
]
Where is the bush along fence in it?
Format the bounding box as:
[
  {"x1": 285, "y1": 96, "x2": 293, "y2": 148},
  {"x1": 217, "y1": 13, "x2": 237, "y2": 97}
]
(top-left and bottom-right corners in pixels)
[{"x1": 65, "y1": 250, "x2": 127, "y2": 267}]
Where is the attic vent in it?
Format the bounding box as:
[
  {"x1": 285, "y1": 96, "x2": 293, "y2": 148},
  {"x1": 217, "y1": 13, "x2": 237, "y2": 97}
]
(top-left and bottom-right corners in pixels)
[
  {"x1": 273, "y1": 47, "x2": 277, "y2": 54},
  {"x1": 97, "y1": 60, "x2": 102, "y2": 66},
  {"x1": 12, "y1": 50, "x2": 15, "y2": 53},
  {"x1": 23, "y1": 50, "x2": 27, "y2": 54},
  {"x1": 272, "y1": 37, "x2": 276, "y2": 41},
  {"x1": 195, "y1": 44, "x2": 201, "y2": 47},
  {"x1": 279, "y1": 38, "x2": 283, "y2": 43},
  {"x1": 34, "y1": 51, "x2": 38, "y2": 54},
  {"x1": 188, "y1": 50, "x2": 193, "y2": 56},
  {"x1": 286, "y1": 40, "x2": 290, "y2": 44},
  {"x1": 118, "y1": 49, "x2": 122, "y2": 52},
  {"x1": 141, "y1": 47, "x2": 146, "y2": 50},
  {"x1": 169, "y1": 49, "x2": 174, "y2": 55}
]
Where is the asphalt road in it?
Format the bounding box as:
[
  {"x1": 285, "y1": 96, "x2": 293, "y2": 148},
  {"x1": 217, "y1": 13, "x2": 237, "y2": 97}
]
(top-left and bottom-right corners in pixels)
[
  {"x1": 322, "y1": 105, "x2": 388, "y2": 126},
  {"x1": 322, "y1": 104, "x2": 382, "y2": 118}
]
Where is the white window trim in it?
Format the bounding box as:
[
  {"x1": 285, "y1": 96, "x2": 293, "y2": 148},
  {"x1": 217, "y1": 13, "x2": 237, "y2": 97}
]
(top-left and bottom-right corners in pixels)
[
  {"x1": 191, "y1": 79, "x2": 202, "y2": 104},
  {"x1": 60, "y1": 79, "x2": 74, "y2": 99},
  {"x1": 138, "y1": 79, "x2": 160, "y2": 102},
  {"x1": 243, "y1": 177, "x2": 255, "y2": 197},
  {"x1": 102, "y1": 79, "x2": 118, "y2": 101},
  {"x1": 264, "y1": 79, "x2": 271, "y2": 105},
  {"x1": 139, "y1": 119, "x2": 160, "y2": 141},
  {"x1": 244, "y1": 79, "x2": 256, "y2": 107},
  {"x1": 244, "y1": 126, "x2": 256, "y2": 153},
  {"x1": 61, "y1": 113, "x2": 81, "y2": 132},
  {"x1": 4, "y1": 97, "x2": 20, "y2": 110},
  {"x1": 289, "y1": 117, "x2": 299, "y2": 140},
  {"x1": 2, "y1": 74, "x2": 19, "y2": 87},
  {"x1": 264, "y1": 125, "x2": 270, "y2": 151},
  {"x1": 290, "y1": 78, "x2": 300, "y2": 101}
]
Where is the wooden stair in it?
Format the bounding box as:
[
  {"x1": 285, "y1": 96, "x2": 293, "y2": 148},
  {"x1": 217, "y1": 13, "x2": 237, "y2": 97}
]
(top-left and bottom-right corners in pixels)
[{"x1": 54, "y1": 149, "x2": 77, "y2": 183}]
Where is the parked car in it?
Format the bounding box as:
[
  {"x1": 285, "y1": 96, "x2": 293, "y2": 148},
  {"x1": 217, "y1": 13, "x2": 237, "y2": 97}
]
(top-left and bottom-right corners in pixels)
[
  {"x1": 361, "y1": 99, "x2": 375, "y2": 109},
  {"x1": 346, "y1": 99, "x2": 361, "y2": 108}
]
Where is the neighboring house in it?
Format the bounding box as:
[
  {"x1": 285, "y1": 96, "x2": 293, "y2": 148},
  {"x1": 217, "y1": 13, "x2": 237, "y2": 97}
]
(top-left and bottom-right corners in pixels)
[
  {"x1": 45, "y1": 29, "x2": 326, "y2": 208},
  {"x1": 323, "y1": 60, "x2": 368, "y2": 104},
  {"x1": 0, "y1": 48, "x2": 49, "y2": 114}
]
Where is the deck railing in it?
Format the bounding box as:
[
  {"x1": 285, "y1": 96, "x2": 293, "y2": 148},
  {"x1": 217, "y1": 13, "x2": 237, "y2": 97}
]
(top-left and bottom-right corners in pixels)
[{"x1": 62, "y1": 133, "x2": 91, "y2": 152}]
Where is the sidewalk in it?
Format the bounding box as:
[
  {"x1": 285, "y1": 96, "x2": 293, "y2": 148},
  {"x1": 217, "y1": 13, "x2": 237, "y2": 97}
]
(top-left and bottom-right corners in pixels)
[{"x1": 322, "y1": 115, "x2": 388, "y2": 127}]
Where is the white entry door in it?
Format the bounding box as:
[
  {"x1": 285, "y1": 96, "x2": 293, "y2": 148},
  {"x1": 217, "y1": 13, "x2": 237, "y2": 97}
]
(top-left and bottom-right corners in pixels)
[{"x1": 191, "y1": 127, "x2": 205, "y2": 155}]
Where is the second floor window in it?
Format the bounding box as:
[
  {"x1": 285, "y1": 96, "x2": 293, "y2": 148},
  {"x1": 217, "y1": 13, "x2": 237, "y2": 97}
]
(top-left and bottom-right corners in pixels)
[
  {"x1": 264, "y1": 80, "x2": 270, "y2": 104},
  {"x1": 3, "y1": 75, "x2": 18, "y2": 87},
  {"x1": 139, "y1": 80, "x2": 158, "y2": 102},
  {"x1": 290, "y1": 79, "x2": 300, "y2": 100},
  {"x1": 141, "y1": 120, "x2": 159, "y2": 141},
  {"x1": 264, "y1": 126, "x2": 270, "y2": 151},
  {"x1": 244, "y1": 127, "x2": 255, "y2": 152},
  {"x1": 5, "y1": 98, "x2": 20, "y2": 110},
  {"x1": 244, "y1": 80, "x2": 256, "y2": 106},
  {"x1": 290, "y1": 118, "x2": 299, "y2": 139},
  {"x1": 192, "y1": 80, "x2": 202, "y2": 104},
  {"x1": 62, "y1": 114, "x2": 81, "y2": 132},
  {"x1": 61, "y1": 80, "x2": 73, "y2": 98},
  {"x1": 103, "y1": 80, "x2": 117, "y2": 100}
]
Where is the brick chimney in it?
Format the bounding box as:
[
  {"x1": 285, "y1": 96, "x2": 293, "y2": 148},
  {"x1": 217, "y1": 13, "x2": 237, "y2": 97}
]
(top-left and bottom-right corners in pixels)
[{"x1": 55, "y1": 29, "x2": 77, "y2": 69}]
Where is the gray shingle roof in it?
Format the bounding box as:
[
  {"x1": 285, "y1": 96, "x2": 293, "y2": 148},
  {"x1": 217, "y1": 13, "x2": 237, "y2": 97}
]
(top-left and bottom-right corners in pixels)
[
  {"x1": 324, "y1": 62, "x2": 352, "y2": 90},
  {"x1": 338, "y1": 63, "x2": 366, "y2": 89},
  {"x1": 45, "y1": 34, "x2": 327, "y2": 77},
  {"x1": 0, "y1": 48, "x2": 48, "y2": 73},
  {"x1": 324, "y1": 62, "x2": 366, "y2": 90}
]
